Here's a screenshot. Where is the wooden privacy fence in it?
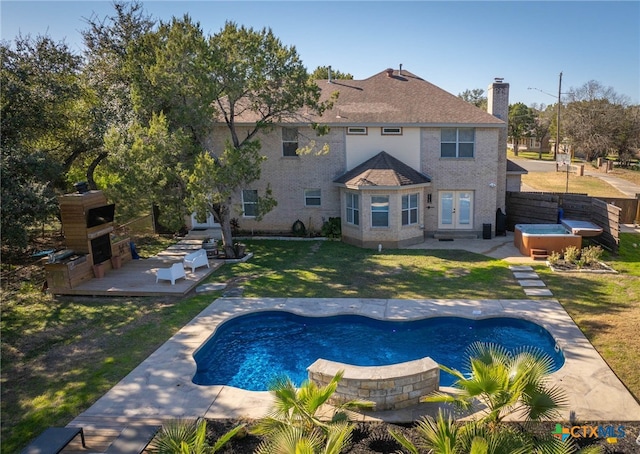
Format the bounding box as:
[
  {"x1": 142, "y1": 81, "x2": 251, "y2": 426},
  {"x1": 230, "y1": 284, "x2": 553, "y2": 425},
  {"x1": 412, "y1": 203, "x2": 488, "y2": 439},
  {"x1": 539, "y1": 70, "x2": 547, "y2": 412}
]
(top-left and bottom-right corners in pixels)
[{"x1": 506, "y1": 192, "x2": 621, "y2": 253}]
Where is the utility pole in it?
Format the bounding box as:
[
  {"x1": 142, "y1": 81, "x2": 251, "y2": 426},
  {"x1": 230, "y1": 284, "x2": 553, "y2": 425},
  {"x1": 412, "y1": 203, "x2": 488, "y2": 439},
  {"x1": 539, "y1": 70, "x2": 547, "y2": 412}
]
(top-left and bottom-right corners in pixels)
[{"x1": 554, "y1": 72, "x2": 562, "y2": 160}]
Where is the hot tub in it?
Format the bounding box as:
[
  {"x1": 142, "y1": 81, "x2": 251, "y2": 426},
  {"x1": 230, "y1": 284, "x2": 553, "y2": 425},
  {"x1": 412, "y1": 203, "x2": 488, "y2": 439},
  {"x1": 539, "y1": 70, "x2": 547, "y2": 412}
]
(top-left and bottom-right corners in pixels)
[{"x1": 514, "y1": 224, "x2": 583, "y2": 257}]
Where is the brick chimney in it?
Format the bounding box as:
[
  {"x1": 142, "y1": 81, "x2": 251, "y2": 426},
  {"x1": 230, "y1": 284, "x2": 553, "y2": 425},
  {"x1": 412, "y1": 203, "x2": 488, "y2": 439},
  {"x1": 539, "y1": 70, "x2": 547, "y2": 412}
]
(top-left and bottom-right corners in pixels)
[
  {"x1": 488, "y1": 78, "x2": 509, "y2": 212},
  {"x1": 487, "y1": 78, "x2": 509, "y2": 121}
]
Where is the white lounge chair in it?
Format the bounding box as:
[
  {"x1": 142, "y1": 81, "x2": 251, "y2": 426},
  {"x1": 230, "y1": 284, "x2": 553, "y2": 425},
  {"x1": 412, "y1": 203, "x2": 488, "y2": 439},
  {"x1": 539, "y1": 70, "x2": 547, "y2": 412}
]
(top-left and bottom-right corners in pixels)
[
  {"x1": 156, "y1": 263, "x2": 186, "y2": 285},
  {"x1": 183, "y1": 249, "x2": 209, "y2": 273}
]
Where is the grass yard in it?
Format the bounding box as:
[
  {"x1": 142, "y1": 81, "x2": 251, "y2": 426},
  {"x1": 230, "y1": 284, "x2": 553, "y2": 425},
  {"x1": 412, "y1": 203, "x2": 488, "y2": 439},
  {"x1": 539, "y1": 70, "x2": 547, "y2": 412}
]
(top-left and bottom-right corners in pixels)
[
  {"x1": 510, "y1": 149, "x2": 640, "y2": 197},
  {"x1": 522, "y1": 171, "x2": 629, "y2": 198},
  {"x1": 209, "y1": 240, "x2": 521, "y2": 299}
]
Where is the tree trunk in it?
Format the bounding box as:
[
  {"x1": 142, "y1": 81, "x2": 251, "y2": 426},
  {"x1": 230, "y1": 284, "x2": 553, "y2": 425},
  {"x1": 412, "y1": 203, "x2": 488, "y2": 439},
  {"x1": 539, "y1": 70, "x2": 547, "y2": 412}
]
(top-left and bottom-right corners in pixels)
[
  {"x1": 86, "y1": 152, "x2": 108, "y2": 190},
  {"x1": 513, "y1": 140, "x2": 519, "y2": 157},
  {"x1": 219, "y1": 219, "x2": 236, "y2": 258},
  {"x1": 210, "y1": 199, "x2": 237, "y2": 259}
]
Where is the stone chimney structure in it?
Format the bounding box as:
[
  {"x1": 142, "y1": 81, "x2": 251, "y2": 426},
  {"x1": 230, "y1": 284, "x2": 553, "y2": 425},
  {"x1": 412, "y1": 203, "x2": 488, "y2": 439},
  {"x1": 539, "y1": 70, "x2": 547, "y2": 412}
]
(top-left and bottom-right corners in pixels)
[{"x1": 487, "y1": 78, "x2": 509, "y2": 211}]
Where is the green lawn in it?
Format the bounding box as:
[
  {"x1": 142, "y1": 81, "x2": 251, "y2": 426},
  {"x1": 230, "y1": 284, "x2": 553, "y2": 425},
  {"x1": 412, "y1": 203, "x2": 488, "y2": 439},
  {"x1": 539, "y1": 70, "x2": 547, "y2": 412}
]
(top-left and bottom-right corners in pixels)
[{"x1": 2, "y1": 237, "x2": 639, "y2": 453}]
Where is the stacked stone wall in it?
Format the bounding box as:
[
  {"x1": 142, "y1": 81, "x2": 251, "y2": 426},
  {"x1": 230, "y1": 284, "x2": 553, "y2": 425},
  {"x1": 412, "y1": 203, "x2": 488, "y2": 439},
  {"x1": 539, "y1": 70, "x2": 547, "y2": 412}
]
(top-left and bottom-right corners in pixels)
[{"x1": 307, "y1": 357, "x2": 439, "y2": 411}]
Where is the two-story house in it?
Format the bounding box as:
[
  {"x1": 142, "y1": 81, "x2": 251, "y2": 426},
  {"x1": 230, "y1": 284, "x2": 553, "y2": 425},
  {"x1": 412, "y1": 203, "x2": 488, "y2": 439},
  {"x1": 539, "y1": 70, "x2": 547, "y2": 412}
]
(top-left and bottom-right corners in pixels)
[{"x1": 205, "y1": 68, "x2": 513, "y2": 248}]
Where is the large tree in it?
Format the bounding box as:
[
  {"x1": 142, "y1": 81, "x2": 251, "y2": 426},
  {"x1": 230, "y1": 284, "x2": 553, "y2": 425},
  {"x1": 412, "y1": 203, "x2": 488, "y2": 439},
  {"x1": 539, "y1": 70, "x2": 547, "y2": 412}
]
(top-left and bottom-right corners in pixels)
[
  {"x1": 80, "y1": 1, "x2": 155, "y2": 190},
  {"x1": 186, "y1": 22, "x2": 332, "y2": 258},
  {"x1": 1, "y1": 35, "x2": 82, "y2": 250},
  {"x1": 530, "y1": 103, "x2": 553, "y2": 159},
  {"x1": 98, "y1": 13, "x2": 210, "y2": 229},
  {"x1": 309, "y1": 65, "x2": 353, "y2": 81},
  {"x1": 612, "y1": 105, "x2": 640, "y2": 168},
  {"x1": 458, "y1": 88, "x2": 487, "y2": 111},
  {"x1": 102, "y1": 113, "x2": 193, "y2": 231},
  {"x1": 563, "y1": 80, "x2": 635, "y2": 162},
  {"x1": 508, "y1": 102, "x2": 535, "y2": 156}
]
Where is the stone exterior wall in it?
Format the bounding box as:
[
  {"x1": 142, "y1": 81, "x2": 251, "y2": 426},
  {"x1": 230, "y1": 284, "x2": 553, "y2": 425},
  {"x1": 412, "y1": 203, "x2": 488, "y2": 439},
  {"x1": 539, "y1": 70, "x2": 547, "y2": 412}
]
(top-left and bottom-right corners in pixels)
[{"x1": 307, "y1": 357, "x2": 440, "y2": 411}]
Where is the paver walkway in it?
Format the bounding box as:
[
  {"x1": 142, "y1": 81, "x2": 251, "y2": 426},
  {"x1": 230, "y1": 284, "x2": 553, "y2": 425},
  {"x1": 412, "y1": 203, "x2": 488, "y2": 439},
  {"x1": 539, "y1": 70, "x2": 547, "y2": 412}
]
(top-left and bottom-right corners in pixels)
[{"x1": 509, "y1": 265, "x2": 553, "y2": 296}]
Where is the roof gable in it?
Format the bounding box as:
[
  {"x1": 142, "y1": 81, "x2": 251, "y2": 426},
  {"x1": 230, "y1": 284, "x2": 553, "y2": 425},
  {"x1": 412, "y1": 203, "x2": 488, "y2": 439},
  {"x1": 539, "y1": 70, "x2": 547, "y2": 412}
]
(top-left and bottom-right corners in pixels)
[{"x1": 334, "y1": 151, "x2": 431, "y2": 187}]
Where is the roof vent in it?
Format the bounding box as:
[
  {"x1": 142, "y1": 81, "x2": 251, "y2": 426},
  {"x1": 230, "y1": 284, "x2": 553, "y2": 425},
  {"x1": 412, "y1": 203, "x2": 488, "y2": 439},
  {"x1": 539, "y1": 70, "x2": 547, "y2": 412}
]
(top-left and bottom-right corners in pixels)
[
  {"x1": 386, "y1": 68, "x2": 394, "y2": 77},
  {"x1": 328, "y1": 65, "x2": 332, "y2": 84},
  {"x1": 399, "y1": 64, "x2": 403, "y2": 76}
]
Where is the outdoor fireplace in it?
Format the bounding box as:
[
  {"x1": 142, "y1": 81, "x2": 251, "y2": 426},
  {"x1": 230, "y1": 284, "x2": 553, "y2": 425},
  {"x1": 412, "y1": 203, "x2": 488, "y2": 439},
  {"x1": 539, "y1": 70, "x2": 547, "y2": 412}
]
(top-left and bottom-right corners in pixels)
[{"x1": 90, "y1": 234, "x2": 112, "y2": 265}]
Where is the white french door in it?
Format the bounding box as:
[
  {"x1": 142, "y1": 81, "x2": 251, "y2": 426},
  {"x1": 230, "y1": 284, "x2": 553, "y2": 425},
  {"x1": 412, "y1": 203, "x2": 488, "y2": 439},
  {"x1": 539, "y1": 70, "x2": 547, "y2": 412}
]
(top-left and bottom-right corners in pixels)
[{"x1": 438, "y1": 191, "x2": 473, "y2": 230}]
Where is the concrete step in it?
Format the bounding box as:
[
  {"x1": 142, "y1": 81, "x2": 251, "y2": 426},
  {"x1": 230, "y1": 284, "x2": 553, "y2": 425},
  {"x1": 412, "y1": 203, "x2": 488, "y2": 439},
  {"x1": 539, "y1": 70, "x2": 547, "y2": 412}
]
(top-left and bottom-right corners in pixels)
[{"x1": 530, "y1": 248, "x2": 549, "y2": 260}]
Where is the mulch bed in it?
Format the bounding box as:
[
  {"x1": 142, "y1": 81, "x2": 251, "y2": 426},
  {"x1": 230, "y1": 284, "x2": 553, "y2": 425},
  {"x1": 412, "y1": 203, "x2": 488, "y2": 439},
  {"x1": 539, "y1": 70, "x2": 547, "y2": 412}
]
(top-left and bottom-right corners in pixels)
[
  {"x1": 548, "y1": 260, "x2": 617, "y2": 273},
  {"x1": 207, "y1": 419, "x2": 640, "y2": 453}
]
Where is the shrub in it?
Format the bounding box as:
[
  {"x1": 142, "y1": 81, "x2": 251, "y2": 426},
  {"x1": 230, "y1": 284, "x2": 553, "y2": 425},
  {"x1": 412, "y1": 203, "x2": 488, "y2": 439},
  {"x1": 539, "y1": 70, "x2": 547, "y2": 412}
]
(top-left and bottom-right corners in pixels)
[
  {"x1": 547, "y1": 251, "x2": 562, "y2": 265},
  {"x1": 321, "y1": 217, "x2": 341, "y2": 238},
  {"x1": 562, "y1": 246, "x2": 580, "y2": 264},
  {"x1": 581, "y1": 245, "x2": 603, "y2": 265}
]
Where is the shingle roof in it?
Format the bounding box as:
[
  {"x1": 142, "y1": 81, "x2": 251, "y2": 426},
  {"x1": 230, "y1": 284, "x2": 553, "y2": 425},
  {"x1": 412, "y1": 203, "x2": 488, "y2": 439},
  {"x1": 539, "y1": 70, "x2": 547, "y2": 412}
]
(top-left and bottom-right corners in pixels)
[
  {"x1": 334, "y1": 151, "x2": 431, "y2": 187},
  {"x1": 225, "y1": 68, "x2": 505, "y2": 126},
  {"x1": 316, "y1": 69, "x2": 504, "y2": 126},
  {"x1": 507, "y1": 160, "x2": 528, "y2": 174}
]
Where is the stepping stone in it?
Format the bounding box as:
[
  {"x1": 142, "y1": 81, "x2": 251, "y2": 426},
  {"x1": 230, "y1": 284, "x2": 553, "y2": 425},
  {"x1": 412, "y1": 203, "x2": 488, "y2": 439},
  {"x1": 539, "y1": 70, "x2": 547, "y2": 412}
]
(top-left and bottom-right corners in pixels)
[
  {"x1": 196, "y1": 283, "x2": 227, "y2": 293},
  {"x1": 223, "y1": 287, "x2": 244, "y2": 297},
  {"x1": 524, "y1": 288, "x2": 554, "y2": 296},
  {"x1": 509, "y1": 265, "x2": 534, "y2": 271},
  {"x1": 518, "y1": 280, "x2": 547, "y2": 287},
  {"x1": 513, "y1": 272, "x2": 539, "y2": 279}
]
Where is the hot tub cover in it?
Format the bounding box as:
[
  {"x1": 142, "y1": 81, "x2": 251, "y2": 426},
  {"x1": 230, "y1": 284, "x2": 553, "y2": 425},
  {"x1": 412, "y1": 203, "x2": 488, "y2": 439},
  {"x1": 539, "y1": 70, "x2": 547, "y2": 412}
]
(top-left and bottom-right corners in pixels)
[{"x1": 561, "y1": 219, "x2": 603, "y2": 237}]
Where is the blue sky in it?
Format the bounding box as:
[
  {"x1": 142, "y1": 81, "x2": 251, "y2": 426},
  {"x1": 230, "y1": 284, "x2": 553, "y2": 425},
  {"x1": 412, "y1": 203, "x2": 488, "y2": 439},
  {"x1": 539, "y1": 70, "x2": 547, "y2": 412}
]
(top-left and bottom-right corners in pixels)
[{"x1": 2, "y1": 1, "x2": 639, "y2": 107}]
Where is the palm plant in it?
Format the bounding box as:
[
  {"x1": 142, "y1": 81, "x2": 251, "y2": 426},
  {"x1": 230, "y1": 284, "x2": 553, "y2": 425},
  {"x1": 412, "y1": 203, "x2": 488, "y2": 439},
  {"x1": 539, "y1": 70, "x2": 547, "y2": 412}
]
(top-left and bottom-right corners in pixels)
[
  {"x1": 254, "y1": 422, "x2": 354, "y2": 454},
  {"x1": 148, "y1": 418, "x2": 245, "y2": 454},
  {"x1": 425, "y1": 342, "x2": 567, "y2": 424},
  {"x1": 389, "y1": 342, "x2": 602, "y2": 454},
  {"x1": 253, "y1": 371, "x2": 372, "y2": 436},
  {"x1": 390, "y1": 409, "x2": 536, "y2": 454},
  {"x1": 252, "y1": 371, "x2": 372, "y2": 453}
]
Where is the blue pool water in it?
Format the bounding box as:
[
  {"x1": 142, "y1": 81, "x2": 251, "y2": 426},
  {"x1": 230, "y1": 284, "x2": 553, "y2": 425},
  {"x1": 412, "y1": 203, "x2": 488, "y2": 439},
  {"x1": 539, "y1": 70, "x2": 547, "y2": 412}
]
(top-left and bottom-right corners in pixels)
[{"x1": 192, "y1": 311, "x2": 564, "y2": 391}]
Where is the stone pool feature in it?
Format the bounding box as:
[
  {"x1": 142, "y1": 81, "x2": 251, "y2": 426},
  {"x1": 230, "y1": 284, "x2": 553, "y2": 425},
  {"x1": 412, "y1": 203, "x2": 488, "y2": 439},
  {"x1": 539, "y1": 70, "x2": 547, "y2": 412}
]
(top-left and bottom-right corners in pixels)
[
  {"x1": 514, "y1": 223, "x2": 582, "y2": 258},
  {"x1": 308, "y1": 357, "x2": 440, "y2": 411}
]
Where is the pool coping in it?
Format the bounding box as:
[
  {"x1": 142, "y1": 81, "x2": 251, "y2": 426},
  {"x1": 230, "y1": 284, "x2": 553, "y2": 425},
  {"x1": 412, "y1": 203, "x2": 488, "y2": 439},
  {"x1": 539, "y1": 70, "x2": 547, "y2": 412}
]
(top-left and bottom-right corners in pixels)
[{"x1": 70, "y1": 297, "x2": 640, "y2": 425}]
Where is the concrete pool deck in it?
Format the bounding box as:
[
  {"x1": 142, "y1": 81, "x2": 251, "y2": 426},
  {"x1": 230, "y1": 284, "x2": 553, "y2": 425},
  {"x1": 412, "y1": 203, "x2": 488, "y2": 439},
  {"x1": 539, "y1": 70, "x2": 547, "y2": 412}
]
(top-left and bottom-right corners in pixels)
[{"x1": 69, "y1": 297, "x2": 640, "y2": 432}]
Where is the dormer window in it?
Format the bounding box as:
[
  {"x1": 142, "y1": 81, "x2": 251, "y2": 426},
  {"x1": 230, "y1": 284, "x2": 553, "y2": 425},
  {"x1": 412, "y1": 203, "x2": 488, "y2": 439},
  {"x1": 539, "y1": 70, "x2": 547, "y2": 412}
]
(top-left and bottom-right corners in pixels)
[{"x1": 381, "y1": 127, "x2": 402, "y2": 135}]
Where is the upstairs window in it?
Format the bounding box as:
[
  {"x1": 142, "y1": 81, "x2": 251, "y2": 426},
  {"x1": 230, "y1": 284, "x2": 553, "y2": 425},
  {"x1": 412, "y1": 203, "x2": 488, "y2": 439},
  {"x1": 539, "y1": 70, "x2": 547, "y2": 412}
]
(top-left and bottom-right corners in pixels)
[
  {"x1": 347, "y1": 126, "x2": 368, "y2": 135},
  {"x1": 282, "y1": 127, "x2": 299, "y2": 157},
  {"x1": 441, "y1": 128, "x2": 475, "y2": 158},
  {"x1": 402, "y1": 193, "x2": 419, "y2": 225},
  {"x1": 304, "y1": 188, "x2": 321, "y2": 207},
  {"x1": 242, "y1": 189, "x2": 258, "y2": 217},
  {"x1": 346, "y1": 193, "x2": 359, "y2": 226},
  {"x1": 381, "y1": 127, "x2": 402, "y2": 135}
]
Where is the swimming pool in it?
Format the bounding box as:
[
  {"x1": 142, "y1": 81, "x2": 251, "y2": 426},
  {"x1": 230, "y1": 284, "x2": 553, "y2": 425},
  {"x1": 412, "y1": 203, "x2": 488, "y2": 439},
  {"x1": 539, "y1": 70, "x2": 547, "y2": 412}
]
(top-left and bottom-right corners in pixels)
[{"x1": 192, "y1": 311, "x2": 564, "y2": 391}]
